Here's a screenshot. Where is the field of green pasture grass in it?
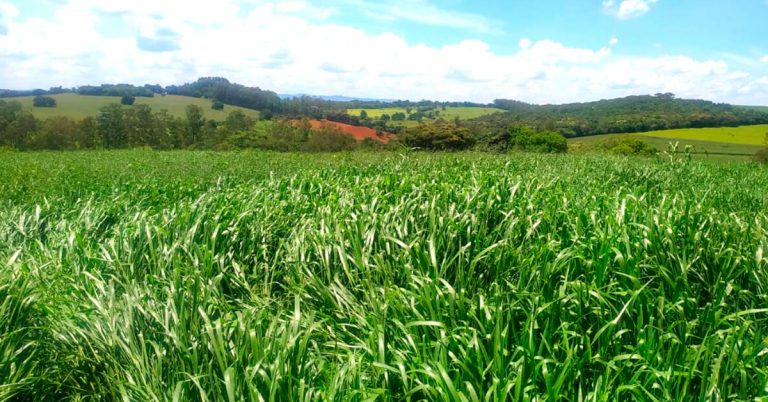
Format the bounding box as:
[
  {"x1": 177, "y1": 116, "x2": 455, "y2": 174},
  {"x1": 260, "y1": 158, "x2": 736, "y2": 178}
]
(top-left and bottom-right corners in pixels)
[
  {"x1": 1, "y1": 150, "x2": 768, "y2": 400},
  {"x1": 347, "y1": 106, "x2": 504, "y2": 126},
  {"x1": 570, "y1": 125, "x2": 768, "y2": 159},
  {"x1": 639, "y1": 125, "x2": 768, "y2": 145},
  {"x1": 6, "y1": 93, "x2": 260, "y2": 120}
]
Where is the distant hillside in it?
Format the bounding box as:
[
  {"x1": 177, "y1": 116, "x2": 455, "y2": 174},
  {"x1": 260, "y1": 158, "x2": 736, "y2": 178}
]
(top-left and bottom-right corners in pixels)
[
  {"x1": 477, "y1": 94, "x2": 768, "y2": 138},
  {"x1": 280, "y1": 94, "x2": 395, "y2": 103},
  {"x1": 9, "y1": 93, "x2": 260, "y2": 120},
  {"x1": 347, "y1": 106, "x2": 504, "y2": 128}
]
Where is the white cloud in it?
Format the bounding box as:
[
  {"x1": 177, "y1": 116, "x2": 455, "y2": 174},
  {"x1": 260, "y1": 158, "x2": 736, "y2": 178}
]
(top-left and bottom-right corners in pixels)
[
  {"x1": 761, "y1": 55, "x2": 768, "y2": 62},
  {"x1": 603, "y1": 0, "x2": 659, "y2": 19},
  {"x1": 0, "y1": 1, "x2": 19, "y2": 34},
  {"x1": 0, "y1": 0, "x2": 765, "y2": 105},
  {"x1": 609, "y1": 37, "x2": 619, "y2": 46}
]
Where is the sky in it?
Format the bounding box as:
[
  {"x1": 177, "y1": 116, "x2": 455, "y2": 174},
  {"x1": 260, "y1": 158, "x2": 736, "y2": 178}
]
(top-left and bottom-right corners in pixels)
[{"x1": 0, "y1": 0, "x2": 766, "y2": 104}]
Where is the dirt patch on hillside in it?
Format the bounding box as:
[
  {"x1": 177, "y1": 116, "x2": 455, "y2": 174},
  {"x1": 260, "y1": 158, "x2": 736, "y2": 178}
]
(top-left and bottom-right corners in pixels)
[{"x1": 309, "y1": 120, "x2": 395, "y2": 143}]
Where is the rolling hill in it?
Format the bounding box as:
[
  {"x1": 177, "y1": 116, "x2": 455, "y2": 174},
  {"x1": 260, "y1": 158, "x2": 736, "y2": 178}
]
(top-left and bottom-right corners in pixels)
[{"x1": 6, "y1": 93, "x2": 260, "y2": 120}]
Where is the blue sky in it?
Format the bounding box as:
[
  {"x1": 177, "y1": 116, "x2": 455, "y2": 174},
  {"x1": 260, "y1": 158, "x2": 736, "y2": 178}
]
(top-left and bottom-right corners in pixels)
[{"x1": 0, "y1": 0, "x2": 766, "y2": 104}]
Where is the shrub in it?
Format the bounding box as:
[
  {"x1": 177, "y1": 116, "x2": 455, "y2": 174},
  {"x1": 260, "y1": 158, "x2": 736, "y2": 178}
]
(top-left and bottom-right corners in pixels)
[
  {"x1": 400, "y1": 121, "x2": 475, "y2": 150},
  {"x1": 212, "y1": 100, "x2": 224, "y2": 111},
  {"x1": 32, "y1": 95, "x2": 56, "y2": 108},
  {"x1": 513, "y1": 129, "x2": 567, "y2": 153},
  {"x1": 120, "y1": 95, "x2": 135, "y2": 106},
  {"x1": 600, "y1": 136, "x2": 658, "y2": 156}
]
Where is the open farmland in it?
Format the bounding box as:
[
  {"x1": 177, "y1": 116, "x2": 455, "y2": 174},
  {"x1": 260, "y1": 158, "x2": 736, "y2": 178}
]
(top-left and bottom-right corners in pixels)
[
  {"x1": 1, "y1": 150, "x2": 767, "y2": 400},
  {"x1": 7, "y1": 93, "x2": 260, "y2": 120},
  {"x1": 638, "y1": 125, "x2": 768, "y2": 145},
  {"x1": 570, "y1": 125, "x2": 768, "y2": 159}
]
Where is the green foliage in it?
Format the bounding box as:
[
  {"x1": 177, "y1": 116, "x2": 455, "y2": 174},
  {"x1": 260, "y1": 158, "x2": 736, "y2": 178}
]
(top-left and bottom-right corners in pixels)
[
  {"x1": 509, "y1": 126, "x2": 568, "y2": 153},
  {"x1": 212, "y1": 99, "x2": 224, "y2": 110},
  {"x1": 0, "y1": 151, "x2": 767, "y2": 400},
  {"x1": 32, "y1": 95, "x2": 56, "y2": 108},
  {"x1": 479, "y1": 94, "x2": 768, "y2": 137},
  {"x1": 120, "y1": 94, "x2": 135, "y2": 106},
  {"x1": 97, "y1": 103, "x2": 127, "y2": 148},
  {"x1": 754, "y1": 132, "x2": 768, "y2": 164},
  {"x1": 600, "y1": 136, "x2": 658, "y2": 156},
  {"x1": 400, "y1": 121, "x2": 475, "y2": 150}
]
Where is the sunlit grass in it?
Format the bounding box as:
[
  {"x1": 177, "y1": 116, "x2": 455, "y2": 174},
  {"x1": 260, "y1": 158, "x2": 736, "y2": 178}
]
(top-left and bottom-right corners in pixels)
[
  {"x1": 1, "y1": 150, "x2": 767, "y2": 400},
  {"x1": 10, "y1": 93, "x2": 260, "y2": 120}
]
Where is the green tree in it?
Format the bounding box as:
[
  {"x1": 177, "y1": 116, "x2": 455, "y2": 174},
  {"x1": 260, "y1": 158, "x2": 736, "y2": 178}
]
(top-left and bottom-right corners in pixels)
[
  {"x1": 123, "y1": 104, "x2": 156, "y2": 147},
  {"x1": 5, "y1": 111, "x2": 38, "y2": 149},
  {"x1": 98, "y1": 104, "x2": 127, "y2": 148},
  {"x1": 212, "y1": 100, "x2": 224, "y2": 111},
  {"x1": 27, "y1": 116, "x2": 76, "y2": 150},
  {"x1": 32, "y1": 95, "x2": 56, "y2": 108},
  {"x1": 400, "y1": 121, "x2": 475, "y2": 150},
  {"x1": 74, "y1": 117, "x2": 102, "y2": 149},
  {"x1": 185, "y1": 104, "x2": 206, "y2": 146},
  {"x1": 508, "y1": 126, "x2": 567, "y2": 153},
  {"x1": 121, "y1": 95, "x2": 136, "y2": 106}
]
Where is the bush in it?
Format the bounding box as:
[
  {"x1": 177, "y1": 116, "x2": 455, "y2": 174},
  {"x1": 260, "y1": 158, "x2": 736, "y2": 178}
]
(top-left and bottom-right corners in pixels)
[
  {"x1": 753, "y1": 148, "x2": 768, "y2": 164},
  {"x1": 32, "y1": 95, "x2": 56, "y2": 108},
  {"x1": 120, "y1": 95, "x2": 135, "y2": 106},
  {"x1": 212, "y1": 100, "x2": 224, "y2": 111},
  {"x1": 304, "y1": 123, "x2": 358, "y2": 152},
  {"x1": 400, "y1": 121, "x2": 475, "y2": 150},
  {"x1": 600, "y1": 136, "x2": 658, "y2": 156},
  {"x1": 506, "y1": 126, "x2": 567, "y2": 153}
]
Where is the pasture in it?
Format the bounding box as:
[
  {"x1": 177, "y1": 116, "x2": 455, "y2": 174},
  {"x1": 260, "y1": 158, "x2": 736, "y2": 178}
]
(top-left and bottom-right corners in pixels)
[
  {"x1": 6, "y1": 93, "x2": 260, "y2": 120},
  {"x1": 569, "y1": 125, "x2": 768, "y2": 159},
  {"x1": 1, "y1": 150, "x2": 767, "y2": 400}
]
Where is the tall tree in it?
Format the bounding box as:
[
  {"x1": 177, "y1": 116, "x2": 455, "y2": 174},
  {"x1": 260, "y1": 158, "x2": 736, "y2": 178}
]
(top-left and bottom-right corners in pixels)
[
  {"x1": 97, "y1": 104, "x2": 127, "y2": 148},
  {"x1": 185, "y1": 104, "x2": 205, "y2": 146}
]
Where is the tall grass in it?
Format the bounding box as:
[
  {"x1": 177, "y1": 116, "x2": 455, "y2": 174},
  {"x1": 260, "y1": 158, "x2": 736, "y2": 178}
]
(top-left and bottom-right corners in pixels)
[{"x1": 1, "y1": 150, "x2": 767, "y2": 400}]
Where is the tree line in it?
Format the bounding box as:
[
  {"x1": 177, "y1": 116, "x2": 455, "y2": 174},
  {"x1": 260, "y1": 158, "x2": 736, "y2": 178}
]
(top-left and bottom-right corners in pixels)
[
  {"x1": 0, "y1": 100, "x2": 381, "y2": 152},
  {"x1": 482, "y1": 93, "x2": 768, "y2": 137}
]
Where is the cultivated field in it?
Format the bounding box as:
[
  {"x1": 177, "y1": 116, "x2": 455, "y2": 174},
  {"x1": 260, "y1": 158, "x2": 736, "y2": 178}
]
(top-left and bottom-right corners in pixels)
[
  {"x1": 1, "y1": 151, "x2": 767, "y2": 400},
  {"x1": 7, "y1": 93, "x2": 260, "y2": 120}
]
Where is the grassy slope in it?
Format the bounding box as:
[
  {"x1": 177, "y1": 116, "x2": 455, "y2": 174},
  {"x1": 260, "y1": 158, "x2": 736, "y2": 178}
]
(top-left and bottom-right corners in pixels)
[
  {"x1": 1, "y1": 151, "x2": 767, "y2": 400},
  {"x1": 569, "y1": 125, "x2": 768, "y2": 159},
  {"x1": 347, "y1": 106, "x2": 504, "y2": 127},
  {"x1": 7, "y1": 93, "x2": 260, "y2": 120}
]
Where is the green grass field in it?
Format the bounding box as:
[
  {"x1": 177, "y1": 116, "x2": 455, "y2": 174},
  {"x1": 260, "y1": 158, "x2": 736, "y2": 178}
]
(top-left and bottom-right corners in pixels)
[
  {"x1": 1, "y1": 150, "x2": 767, "y2": 400},
  {"x1": 6, "y1": 93, "x2": 260, "y2": 120},
  {"x1": 639, "y1": 125, "x2": 768, "y2": 145},
  {"x1": 348, "y1": 106, "x2": 503, "y2": 127},
  {"x1": 570, "y1": 125, "x2": 768, "y2": 159}
]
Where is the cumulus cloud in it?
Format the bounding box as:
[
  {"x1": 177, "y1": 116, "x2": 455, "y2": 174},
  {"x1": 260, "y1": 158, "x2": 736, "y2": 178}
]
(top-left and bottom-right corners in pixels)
[
  {"x1": 0, "y1": 1, "x2": 19, "y2": 35},
  {"x1": 603, "y1": 0, "x2": 659, "y2": 19},
  {"x1": 609, "y1": 37, "x2": 619, "y2": 46},
  {"x1": 761, "y1": 55, "x2": 768, "y2": 62},
  {"x1": 0, "y1": 0, "x2": 765, "y2": 105}
]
